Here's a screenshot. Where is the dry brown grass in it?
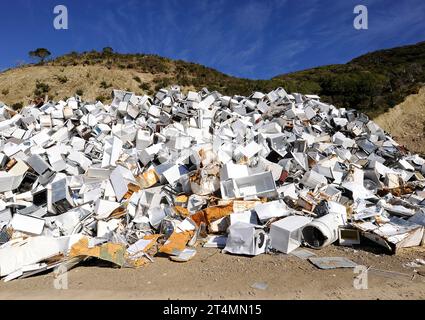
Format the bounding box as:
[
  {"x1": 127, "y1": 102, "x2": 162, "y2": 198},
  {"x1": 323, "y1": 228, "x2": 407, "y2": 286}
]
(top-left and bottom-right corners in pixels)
[
  {"x1": 375, "y1": 86, "x2": 425, "y2": 154},
  {"x1": 0, "y1": 64, "x2": 198, "y2": 107},
  {"x1": 0, "y1": 65, "x2": 158, "y2": 105}
]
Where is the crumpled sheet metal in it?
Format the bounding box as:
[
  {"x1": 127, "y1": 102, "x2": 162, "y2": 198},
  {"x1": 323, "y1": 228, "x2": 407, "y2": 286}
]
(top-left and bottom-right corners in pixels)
[
  {"x1": 138, "y1": 170, "x2": 159, "y2": 189},
  {"x1": 308, "y1": 257, "x2": 358, "y2": 269},
  {"x1": 186, "y1": 203, "x2": 235, "y2": 228},
  {"x1": 159, "y1": 231, "x2": 193, "y2": 255},
  {"x1": 352, "y1": 220, "x2": 424, "y2": 253},
  {"x1": 70, "y1": 237, "x2": 126, "y2": 267},
  {"x1": 0, "y1": 235, "x2": 81, "y2": 277}
]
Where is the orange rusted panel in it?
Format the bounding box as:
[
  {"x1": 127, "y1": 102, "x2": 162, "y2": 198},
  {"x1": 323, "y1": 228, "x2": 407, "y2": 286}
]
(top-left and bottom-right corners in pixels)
[
  {"x1": 159, "y1": 231, "x2": 193, "y2": 255},
  {"x1": 70, "y1": 237, "x2": 126, "y2": 266}
]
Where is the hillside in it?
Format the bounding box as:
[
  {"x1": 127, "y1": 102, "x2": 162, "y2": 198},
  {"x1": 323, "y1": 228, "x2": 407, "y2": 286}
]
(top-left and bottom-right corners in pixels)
[
  {"x1": 275, "y1": 41, "x2": 425, "y2": 117},
  {"x1": 0, "y1": 64, "x2": 160, "y2": 107},
  {"x1": 0, "y1": 41, "x2": 424, "y2": 119},
  {"x1": 0, "y1": 51, "x2": 281, "y2": 107},
  {"x1": 375, "y1": 86, "x2": 425, "y2": 155}
]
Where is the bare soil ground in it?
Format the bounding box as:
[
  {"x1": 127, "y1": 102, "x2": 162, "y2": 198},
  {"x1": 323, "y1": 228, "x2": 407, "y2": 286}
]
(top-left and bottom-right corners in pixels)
[
  {"x1": 0, "y1": 244, "x2": 424, "y2": 300},
  {"x1": 375, "y1": 86, "x2": 425, "y2": 155}
]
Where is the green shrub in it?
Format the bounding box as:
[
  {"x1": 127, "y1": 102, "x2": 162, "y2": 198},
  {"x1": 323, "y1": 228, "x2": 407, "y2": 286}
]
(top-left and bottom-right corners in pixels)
[
  {"x1": 34, "y1": 81, "x2": 50, "y2": 97},
  {"x1": 55, "y1": 75, "x2": 68, "y2": 84},
  {"x1": 96, "y1": 95, "x2": 107, "y2": 103},
  {"x1": 11, "y1": 102, "x2": 23, "y2": 110},
  {"x1": 102, "y1": 47, "x2": 114, "y2": 55},
  {"x1": 100, "y1": 81, "x2": 112, "y2": 89},
  {"x1": 139, "y1": 82, "x2": 150, "y2": 91}
]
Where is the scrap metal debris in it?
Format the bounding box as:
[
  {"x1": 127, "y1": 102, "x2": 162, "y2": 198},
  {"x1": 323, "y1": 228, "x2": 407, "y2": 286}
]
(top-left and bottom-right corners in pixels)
[
  {"x1": 308, "y1": 257, "x2": 358, "y2": 269},
  {"x1": 0, "y1": 85, "x2": 424, "y2": 281},
  {"x1": 251, "y1": 281, "x2": 268, "y2": 290},
  {"x1": 290, "y1": 248, "x2": 317, "y2": 260}
]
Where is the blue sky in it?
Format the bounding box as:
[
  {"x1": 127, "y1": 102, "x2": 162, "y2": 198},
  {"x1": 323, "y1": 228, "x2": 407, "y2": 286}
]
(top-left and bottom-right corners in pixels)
[{"x1": 0, "y1": 0, "x2": 424, "y2": 79}]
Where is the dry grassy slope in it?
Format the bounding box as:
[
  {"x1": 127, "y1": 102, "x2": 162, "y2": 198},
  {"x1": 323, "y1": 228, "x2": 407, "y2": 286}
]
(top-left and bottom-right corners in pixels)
[
  {"x1": 375, "y1": 86, "x2": 425, "y2": 154},
  {"x1": 0, "y1": 65, "x2": 192, "y2": 105}
]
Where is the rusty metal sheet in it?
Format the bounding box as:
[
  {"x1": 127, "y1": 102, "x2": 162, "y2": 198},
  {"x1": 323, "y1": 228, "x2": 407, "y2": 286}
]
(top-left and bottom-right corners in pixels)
[
  {"x1": 69, "y1": 237, "x2": 126, "y2": 267},
  {"x1": 204, "y1": 204, "x2": 234, "y2": 224},
  {"x1": 174, "y1": 206, "x2": 190, "y2": 217},
  {"x1": 159, "y1": 231, "x2": 193, "y2": 255},
  {"x1": 137, "y1": 169, "x2": 159, "y2": 189}
]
